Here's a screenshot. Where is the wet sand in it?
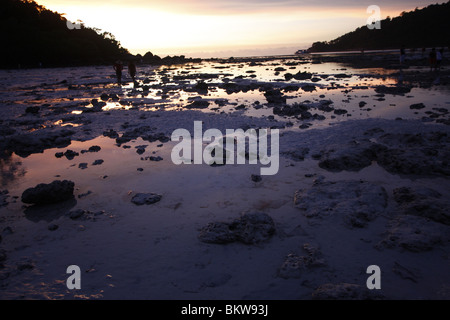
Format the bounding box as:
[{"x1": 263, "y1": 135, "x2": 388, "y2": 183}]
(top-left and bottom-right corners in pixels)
[{"x1": 0, "y1": 52, "x2": 449, "y2": 300}]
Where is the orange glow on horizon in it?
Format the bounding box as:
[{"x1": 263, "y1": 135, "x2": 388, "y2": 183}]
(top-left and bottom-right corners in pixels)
[{"x1": 36, "y1": 0, "x2": 436, "y2": 57}]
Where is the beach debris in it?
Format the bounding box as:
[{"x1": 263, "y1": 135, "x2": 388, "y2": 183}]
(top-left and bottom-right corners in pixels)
[
  {"x1": 194, "y1": 81, "x2": 208, "y2": 92},
  {"x1": 409, "y1": 103, "x2": 426, "y2": 110},
  {"x1": 86, "y1": 99, "x2": 106, "y2": 112},
  {"x1": 334, "y1": 73, "x2": 352, "y2": 79},
  {"x1": 301, "y1": 84, "x2": 316, "y2": 92},
  {"x1": 277, "y1": 244, "x2": 325, "y2": 279},
  {"x1": 317, "y1": 131, "x2": 450, "y2": 176},
  {"x1": 103, "y1": 129, "x2": 119, "y2": 139},
  {"x1": 374, "y1": 85, "x2": 411, "y2": 95},
  {"x1": 0, "y1": 190, "x2": 9, "y2": 208},
  {"x1": 136, "y1": 147, "x2": 146, "y2": 155},
  {"x1": 333, "y1": 109, "x2": 347, "y2": 115},
  {"x1": 273, "y1": 103, "x2": 309, "y2": 117},
  {"x1": 293, "y1": 71, "x2": 312, "y2": 80},
  {"x1": 7, "y1": 129, "x2": 74, "y2": 157},
  {"x1": 264, "y1": 89, "x2": 286, "y2": 104},
  {"x1": 294, "y1": 179, "x2": 387, "y2": 228},
  {"x1": 392, "y1": 186, "x2": 450, "y2": 225},
  {"x1": 299, "y1": 123, "x2": 312, "y2": 129},
  {"x1": 376, "y1": 132, "x2": 450, "y2": 176},
  {"x1": 251, "y1": 174, "x2": 262, "y2": 182},
  {"x1": 198, "y1": 212, "x2": 275, "y2": 245},
  {"x1": 92, "y1": 159, "x2": 104, "y2": 166},
  {"x1": 0, "y1": 249, "x2": 6, "y2": 262},
  {"x1": 81, "y1": 145, "x2": 101, "y2": 154},
  {"x1": 78, "y1": 190, "x2": 93, "y2": 198},
  {"x1": 16, "y1": 259, "x2": 34, "y2": 271},
  {"x1": 55, "y1": 149, "x2": 79, "y2": 160},
  {"x1": 377, "y1": 215, "x2": 448, "y2": 252},
  {"x1": 317, "y1": 139, "x2": 386, "y2": 172},
  {"x1": 78, "y1": 163, "x2": 88, "y2": 169},
  {"x1": 21, "y1": 180, "x2": 75, "y2": 205},
  {"x1": 25, "y1": 106, "x2": 40, "y2": 114},
  {"x1": 116, "y1": 127, "x2": 170, "y2": 144},
  {"x1": 69, "y1": 209, "x2": 86, "y2": 220},
  {"x1": 131, "y1": 193, "x2": 162, "y2": 205},
  {"x1": 185, "y1": 99, "x2": 210, "y2": 109}
]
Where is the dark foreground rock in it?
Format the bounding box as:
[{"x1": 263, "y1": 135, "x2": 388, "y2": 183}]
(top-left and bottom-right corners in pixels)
[
  {"x1": 316, "y1": 131, "x2": 450, "y2": 176},
  {"x1": 374, "y1": 85, "x2": 411, "y2": 95},
  {"x1": 131, "y1": 193, "x2": 162, "y2": 205},
  {"x1": 410, "y1": 103, "x2": 426, "y2": 110},
  {"x1": 277, "y1": 244, "x2": 325, "y2": 279},
  {"x1": 294, "y1": 179, "x2": 388, "y2": 228},
  {"x1": 393, "y1": 186, "x2": 450, "y2": 225},
  {"x1": 377, "y1": 215, "x2": 449, "y2": 252},
  {"x1": 376, "y1": 132, "x2": 450, "y2": 176},
  {"x1": 264, "y1": 89, "x2": 286, "y2": 104},
  {"x1": 0, "y1": 190, "x2": 9, "y2": 208},
  {"x1": 7, "y1": 129, "x2": 74, "y2": 157},
  {"x1": 317, "y1": 139, "x2": 387, "y2": 172},
  {"x1": 273, "y1": 103, "x2": 307, "y2": 117},
  {"x1": 185, "y1": 99, "x2": 210, "y2": 109},
  {"x1": 21, "y1": 180, "x2": 75, "y2": 205},
  {"x1": 198, "y1": 212, "x2": 275, "y2": 245},
  {"x1": 116, "y1": 126, "x2": 170, "y2": 144}
]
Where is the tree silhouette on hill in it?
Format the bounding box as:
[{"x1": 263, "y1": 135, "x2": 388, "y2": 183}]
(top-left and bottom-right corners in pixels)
[
  {"x1": 0, "y1": 0, "x2": 130, "y2": 68},
  {"x1": 308, "y1": 2, "x2": 450, "y2": 52}
]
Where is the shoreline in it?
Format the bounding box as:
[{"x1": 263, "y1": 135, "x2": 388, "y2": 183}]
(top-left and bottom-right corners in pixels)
[{"x1": 1, "y1": 55, "x2": 449, "y2": 300}]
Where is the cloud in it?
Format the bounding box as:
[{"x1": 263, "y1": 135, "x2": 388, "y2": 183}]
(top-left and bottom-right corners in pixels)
[{"x1": 40, "y1": 0, "x2": 440, "y2": 16}]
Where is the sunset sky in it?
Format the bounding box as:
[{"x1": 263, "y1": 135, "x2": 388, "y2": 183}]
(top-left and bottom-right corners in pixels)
[{"x1": 37, "y1": 0, "x2": 441, "y2": 58}]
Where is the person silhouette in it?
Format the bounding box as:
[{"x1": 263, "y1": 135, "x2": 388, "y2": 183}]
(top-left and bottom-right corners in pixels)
[
  {"x1": 399, "y1": 45, "x2": 406, "y2": 69},
  {"x1": 128, "y1": 60, "x2": 137, "y2": 83},
  {"x1": 429, "y1": 48, "x2": 437, "y2": 72},
  {"x1": 436, "y1": 48, "x2": 443, "y2": 71},
  {"x1": 113, "y1": 60, "x2": 123, "y2": 85}
]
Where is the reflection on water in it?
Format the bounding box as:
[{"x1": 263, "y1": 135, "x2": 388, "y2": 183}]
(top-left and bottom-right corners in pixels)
[
  {"x1": 0, "y1": 151, "x2": 26, "y2": 187},
  {"x1": 2, "y1": 57, "x2": 449, "y2": 130},
  {"x1": 23, "y1": 198, "x2": 77, "y2": 223}
]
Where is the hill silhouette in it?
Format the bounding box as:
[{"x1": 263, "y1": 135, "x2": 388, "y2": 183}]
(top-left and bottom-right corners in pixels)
[
  {"x1": 0, "y1": 0, "x2": 198, "y2": 69},
  {"x1": 0, "y1": 0, "x2": 134, "y2": 68},
  {"x1": 308, "y1": 1, "x2": 450, "y2": 52}
]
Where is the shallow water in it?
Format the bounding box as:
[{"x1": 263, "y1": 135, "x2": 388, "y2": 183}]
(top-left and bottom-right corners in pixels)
[
  {"x1": 1, "y1": 56, "x2": 450, "y2": 300},
  {"x1": 1, "y1": 56, "x2": 449, "y2": 200}
]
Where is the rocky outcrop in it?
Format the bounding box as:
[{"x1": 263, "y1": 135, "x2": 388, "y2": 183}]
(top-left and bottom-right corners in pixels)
[
  {"x1": 198, "y1": 212, "x2": 275, "y2": 245},
  {"x1": 294, "y1": 179, "x2": 388, "y2": 228},
  {"x1": 21, "y1": 180, "x2": 75, "y2": 205}
]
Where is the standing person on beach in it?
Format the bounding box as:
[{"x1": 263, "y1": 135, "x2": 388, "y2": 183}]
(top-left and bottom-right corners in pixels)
[
  {"x1": 436, "y1": 48, "x2": 443, "y2": 71},
  {"x1": 429, "y1": 48, "x2": 437, "y2": 72},
  {"x1": 128, "y1": 60, "x2": 137, "y2": 83},
  {"x1": 113, "y1": 60, "x2": 123, "y2": 85},
  {"x1": 399, "y1": 45, "x2": 406, "y2": 67}
]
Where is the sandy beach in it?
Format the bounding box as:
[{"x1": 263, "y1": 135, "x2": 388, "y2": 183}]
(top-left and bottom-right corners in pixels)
[{"x1": 0, "y1": 52, "x2": 449, "y2": 300}]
